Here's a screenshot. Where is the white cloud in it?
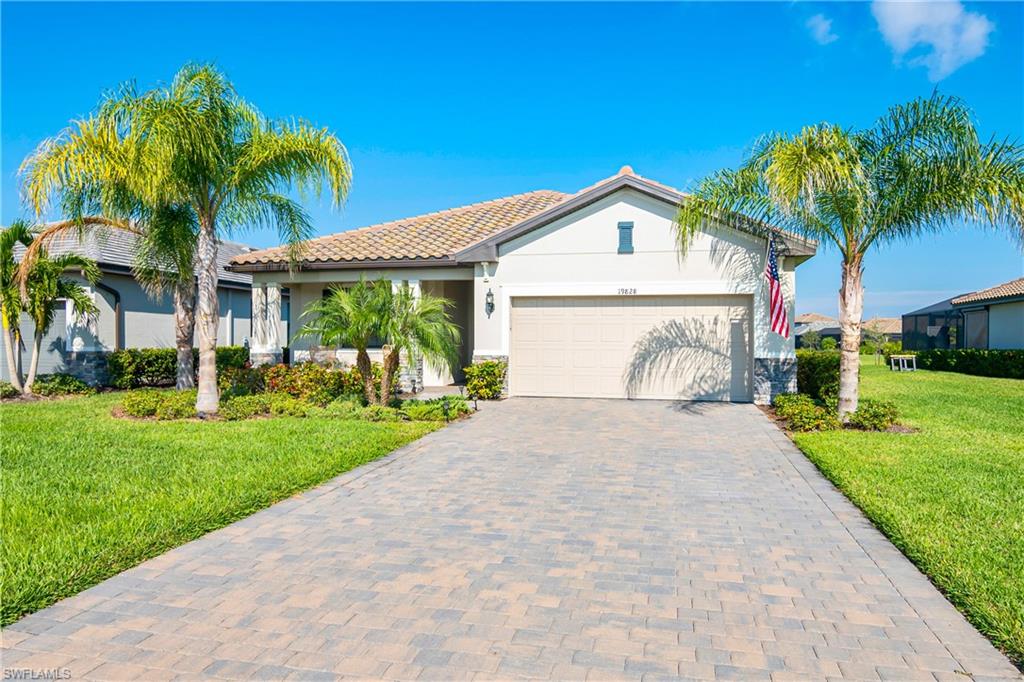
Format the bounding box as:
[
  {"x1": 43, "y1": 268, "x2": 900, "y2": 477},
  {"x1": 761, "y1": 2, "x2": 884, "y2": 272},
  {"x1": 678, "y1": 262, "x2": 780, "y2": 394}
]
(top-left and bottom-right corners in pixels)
[
  {"x1": 806, "y1": 14, "x2": 839, "y2": 45},
  {"x1": 871, "y1": 0, "x2": 994, "y2": 81}
]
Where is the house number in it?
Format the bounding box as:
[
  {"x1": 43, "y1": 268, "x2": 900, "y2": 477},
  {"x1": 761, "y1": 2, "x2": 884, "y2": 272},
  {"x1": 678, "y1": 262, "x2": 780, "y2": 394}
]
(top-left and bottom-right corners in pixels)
[{"x1": 617, "y1": 288, "x2": 637, "y2": 295}]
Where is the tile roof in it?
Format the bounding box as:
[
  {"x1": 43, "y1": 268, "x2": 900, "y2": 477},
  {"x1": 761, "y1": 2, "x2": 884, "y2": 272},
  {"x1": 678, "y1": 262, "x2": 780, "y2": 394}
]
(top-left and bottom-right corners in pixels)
[
  {"x1": 951, "y1": 277, "x2": 1024, "y2": 306},
  {"x1": 16, "y1": 228, "x2": 255, "y2": 286},
  {"x1": 795, "y1": 313, "x2": 836, "y2": 324},
  {"x1": 863, "y1": 317, "x2": 902, "y2": 335},
  {"x1": 231, "y1": 190, "x2": 570, "y2": 267},
  {"x1": 231, "y1": 166, "x2": 816, "y2": 270}
]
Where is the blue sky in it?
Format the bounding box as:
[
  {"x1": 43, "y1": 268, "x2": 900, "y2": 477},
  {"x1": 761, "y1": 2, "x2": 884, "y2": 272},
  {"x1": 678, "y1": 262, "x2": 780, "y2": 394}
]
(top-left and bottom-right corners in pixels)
[{"x1": 2, "y1": 1, "x2": 1022, "y2": 318}]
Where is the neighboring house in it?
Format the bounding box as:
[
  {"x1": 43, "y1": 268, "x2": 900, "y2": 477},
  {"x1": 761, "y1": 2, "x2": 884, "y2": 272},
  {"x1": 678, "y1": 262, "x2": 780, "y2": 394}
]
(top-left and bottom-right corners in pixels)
[
  {"x1": 794, "y1": 313, "x2": 839, "y2": 348},
  {"x1": 1, "y1": 229, "x2": 288, "y2": 384},
  {"x1": 230, "y1": 167, "x2": 818, "y2": 403},
  {"x1": 903, "y1": 277, "x2": 1024, "y2": 351},
  {"x1": 863, "y1": 317, "x2": 902, "y2": 343}
]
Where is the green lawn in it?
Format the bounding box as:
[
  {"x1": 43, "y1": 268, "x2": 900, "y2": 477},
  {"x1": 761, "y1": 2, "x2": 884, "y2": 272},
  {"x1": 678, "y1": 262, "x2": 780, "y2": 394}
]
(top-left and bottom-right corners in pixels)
[
  {"x1": 0, "y1": 393, "x2": 439, "y2": 625},
  {"x1": 793, "y1": 364, "x2": 1024, "y2": 667}
]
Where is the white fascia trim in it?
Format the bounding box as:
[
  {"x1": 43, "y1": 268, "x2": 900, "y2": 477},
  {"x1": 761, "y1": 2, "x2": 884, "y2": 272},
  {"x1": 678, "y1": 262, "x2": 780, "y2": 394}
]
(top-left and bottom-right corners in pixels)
[{"x1": 496, "y1": 280, "x2": 758, "y2": 355}]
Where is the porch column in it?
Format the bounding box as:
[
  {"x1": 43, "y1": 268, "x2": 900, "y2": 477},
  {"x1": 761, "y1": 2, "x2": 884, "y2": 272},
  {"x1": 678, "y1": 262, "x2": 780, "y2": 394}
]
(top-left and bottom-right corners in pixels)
[{"x1": 250, "y1": 283, "x2": 282, "y2": 366}]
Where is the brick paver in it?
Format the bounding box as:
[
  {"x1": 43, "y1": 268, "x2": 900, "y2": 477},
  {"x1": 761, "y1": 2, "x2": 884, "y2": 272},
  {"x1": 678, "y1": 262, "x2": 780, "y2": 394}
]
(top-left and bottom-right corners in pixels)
[{"x1": 2, "y1": 400, "x2": 1019, "y2": 680}]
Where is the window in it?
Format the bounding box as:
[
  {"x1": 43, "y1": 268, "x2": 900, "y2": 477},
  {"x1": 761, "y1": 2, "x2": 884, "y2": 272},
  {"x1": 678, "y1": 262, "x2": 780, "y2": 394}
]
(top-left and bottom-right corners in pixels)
[
  {"x1": 617, "y1": 222, "x2": 634, "y2": 254},
  {"x1": 964, "y1": 309, "x2": 989, "y2": 349}
]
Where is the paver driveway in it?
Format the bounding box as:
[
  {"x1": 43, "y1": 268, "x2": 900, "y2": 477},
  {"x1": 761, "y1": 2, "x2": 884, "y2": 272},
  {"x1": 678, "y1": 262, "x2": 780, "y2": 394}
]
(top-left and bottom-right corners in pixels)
[{"x1": 2, "y1": 400, "x2": 1019, "y2": 681}]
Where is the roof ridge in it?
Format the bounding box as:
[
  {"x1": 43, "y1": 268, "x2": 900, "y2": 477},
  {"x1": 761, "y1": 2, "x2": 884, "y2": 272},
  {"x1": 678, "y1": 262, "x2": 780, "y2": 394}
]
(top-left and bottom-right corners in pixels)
[{"x1": 250, "y1": 189, "x2": 570, "y2": 257}]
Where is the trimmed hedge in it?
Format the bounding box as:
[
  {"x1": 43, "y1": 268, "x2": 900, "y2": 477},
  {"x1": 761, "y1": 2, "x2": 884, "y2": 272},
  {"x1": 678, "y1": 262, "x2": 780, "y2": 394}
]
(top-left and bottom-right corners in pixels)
[
  {"x1": 106, "y1": 346, "x2": 250, "y2": 388},
  {"x1": 795, "y1": 350, "x2": 841, "y2": 401},
  {"x1": 32, "y1": 374, "x2": 95, "y2": 397},
  {"x1": 916, "y1": 349, "x2": 1024, "y2": 380}
]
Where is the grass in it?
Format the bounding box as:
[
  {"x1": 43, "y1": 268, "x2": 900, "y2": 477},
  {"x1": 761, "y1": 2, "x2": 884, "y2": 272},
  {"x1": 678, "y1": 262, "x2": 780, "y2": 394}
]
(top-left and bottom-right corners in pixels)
[
  {"x1": 793, "y1": 364, "x2": 1024, "y2": 667},
  {"x1": 0, "y1": 392, "x2": 439, "y2": 626}
]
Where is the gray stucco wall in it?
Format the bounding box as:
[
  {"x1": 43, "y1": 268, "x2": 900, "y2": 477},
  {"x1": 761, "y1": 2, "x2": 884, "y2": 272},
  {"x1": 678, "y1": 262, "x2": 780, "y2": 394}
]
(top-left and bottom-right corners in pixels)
[{"x1": 2, "y1": 272, "x2": 260, "y2": 385}]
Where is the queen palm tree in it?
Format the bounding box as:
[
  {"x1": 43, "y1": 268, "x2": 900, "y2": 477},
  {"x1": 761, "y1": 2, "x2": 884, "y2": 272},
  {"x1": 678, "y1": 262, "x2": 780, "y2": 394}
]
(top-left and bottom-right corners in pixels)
[
  {"x1": 1, "y1": 222, "x2": 35, "y2": 392},
  {"x1": 22, "y1": 249, "x2": 100, "y2": 394},
  {"x1": 378, "y1": 282, "x2": 460, "y2": 401},
  {"x1": 131, "y1": 206, "x2": 200, "y2": 389},
  {"x1": 296, "y1": 278, "x2": 387, "y2": 405},
  {"x1": 676, "y1": 93, "x2": 1024, "y2": 419},
  {"x1": 20, "y1": 63, "x2": 351, "y2": 415}
]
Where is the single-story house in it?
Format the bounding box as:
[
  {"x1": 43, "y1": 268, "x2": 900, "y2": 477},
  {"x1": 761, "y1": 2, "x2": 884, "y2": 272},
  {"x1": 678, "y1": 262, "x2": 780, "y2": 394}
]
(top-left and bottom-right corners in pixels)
[
  {"x1": 902, "y1": 276, "x2": 1024, "y2": 351},
  {"x1": 794, "y1": 313, "x2": 839, "y2": 348},
  {"x1": 1, "y1": 228, "x2": 288, "y2": 384},
  {"x1": 230, "y1": 167, "x2": 817, "y2": 403}
]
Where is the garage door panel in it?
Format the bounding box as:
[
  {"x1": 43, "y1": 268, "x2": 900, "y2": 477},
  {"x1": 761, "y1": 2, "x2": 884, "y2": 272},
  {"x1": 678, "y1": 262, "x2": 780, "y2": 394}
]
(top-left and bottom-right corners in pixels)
[{"x1": 510, "y1": 295, "x2": 752, "y2": 401}]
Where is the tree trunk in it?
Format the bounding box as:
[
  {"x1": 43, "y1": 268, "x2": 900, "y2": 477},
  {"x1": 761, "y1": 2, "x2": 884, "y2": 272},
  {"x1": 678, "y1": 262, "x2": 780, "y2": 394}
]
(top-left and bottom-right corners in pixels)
[
  {"x1": 174, "y1": 282, "x2": 196, "y2": 390},
  {"x1": 837, "y1": 257, "x2": 864, "y2": 421},
  {"x1": 23, "y1": 331, "x2": 43, "y2": 394},
  {"x1": 356, "y1": 348, "x2": 375, "y2": 405},
  {"x1": 2, "y1": 322, "x2": 24, "y2": 393},
  {"x1": 380, "y1": 346, "x2": 400, "y2": 406},
  {"x1": 194, "y1": 220, "x2": 220, "y2": 415}
]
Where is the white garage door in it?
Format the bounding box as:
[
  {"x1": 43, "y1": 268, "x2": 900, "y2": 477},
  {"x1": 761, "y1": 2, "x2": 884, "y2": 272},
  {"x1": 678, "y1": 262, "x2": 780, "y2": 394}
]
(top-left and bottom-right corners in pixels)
[{"x1": 510, "y1": 295, "x2": 752, "y2": 401}]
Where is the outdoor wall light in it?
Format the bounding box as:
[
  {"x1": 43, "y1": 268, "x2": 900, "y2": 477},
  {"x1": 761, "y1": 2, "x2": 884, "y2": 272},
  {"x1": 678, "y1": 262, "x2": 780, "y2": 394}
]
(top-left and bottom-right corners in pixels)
[{"x1": 485, "y1": 289, "x2": 495, "y2": 318}]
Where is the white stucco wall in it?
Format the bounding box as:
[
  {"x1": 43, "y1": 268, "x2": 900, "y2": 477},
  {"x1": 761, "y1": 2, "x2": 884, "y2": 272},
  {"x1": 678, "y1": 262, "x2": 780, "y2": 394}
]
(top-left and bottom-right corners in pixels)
[
  {"x1": 989, "y1": 300, "x2": 1024, "y2": 349},
  {"x1": 472, "y1": 188, "x2": 796, "y2": 360}
]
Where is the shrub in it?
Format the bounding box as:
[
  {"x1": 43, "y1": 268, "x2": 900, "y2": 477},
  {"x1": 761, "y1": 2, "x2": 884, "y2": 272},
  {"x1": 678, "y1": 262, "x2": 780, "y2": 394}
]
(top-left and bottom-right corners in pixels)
[
  {"x1": 464, "y1": 360, "x2": 506, "y2": 400},
  {"x1": 31, "y1": 373, "x2": 95, "y2": 396},
  {"x1": 218, "y1": 366, "x2": 266, "y2": 398},
  {"x1": 916, "y1": 349, "x2": 1024, "y2": 380},
  {"x1": 106, "y1": 346, "x2": 250, "y2": 388},
  {"x1": 310, "y1": 396, "x2": 363, "y2": 419},
  {"x1": 219, "y1": 394, "x2": 272, "y2": 421},
  {"x1": 848, "y1": 398, "x2": 899, "y2": 431},
  {"x1": 154, "y1": 390, "x2": 197, "y2": 420},
  {"x1": 881, "y1": 341, "x2": 903, "y2": 363},
  {"x1": 399, "y1": 396, "x2": 471, "y2": 422},
  {"x1": 358, "y1": 405, "x2": 404, "y2": 422},
  {"x1": 772, "y1": 393, "x2": 840, "y2": 432},
  {"x1": 267, "y1": 393, "x2": 311, "y2": 417},
  {"x1": 262, "y1": 362, "x2": 371, "y2": 405},
  {"x1": 795, "y1": 350, "x2": 841, "y2": 401},
  {"x1": 820, "y1": 337, "x2": 838, "y2": 351},
  {"x1": 119, "y1": 390, "x2": 165, "y2": 418},
  {"x1": 0, "y1": 381, "x2": 18, "y2": 399}
]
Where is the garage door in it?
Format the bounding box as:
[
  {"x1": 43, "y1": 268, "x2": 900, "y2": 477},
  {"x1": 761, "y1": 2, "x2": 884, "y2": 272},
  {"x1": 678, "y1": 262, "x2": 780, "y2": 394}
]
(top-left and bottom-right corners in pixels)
[{"x1": 510, "y1": 295, "x2": 752, "y2": 401}]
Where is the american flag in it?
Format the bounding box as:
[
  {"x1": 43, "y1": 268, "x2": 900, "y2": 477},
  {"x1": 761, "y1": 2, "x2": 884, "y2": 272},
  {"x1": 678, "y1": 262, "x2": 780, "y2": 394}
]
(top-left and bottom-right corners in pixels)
[{"x1": 764, "y1": 236, "x2": 790, "y2": 338}]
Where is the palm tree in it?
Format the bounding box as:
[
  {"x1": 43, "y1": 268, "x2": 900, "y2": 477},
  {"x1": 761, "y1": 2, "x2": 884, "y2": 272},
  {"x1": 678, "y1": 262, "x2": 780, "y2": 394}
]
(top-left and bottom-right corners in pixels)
[
  {"x1": 676, "y1": 93, "x2": 1024, "y2": 419},
  {"x1": 1, "y1": 222, "x2": 34, "y2": 392},
  {"x1": 20, "y1": 63, "x2": 351, "y2": 415},
  {"x1": 131, "y1": 206, "x2": 200, "y2": 389},
  {"x1": 378, "y1": 282, "x2": 461, "y2": 402},
  {"x1": 22, "y1": 250, "x2": 100, "y2": 394},
  {"x1": 295, "y1": 278, "x2": 387, "y2": 405}
]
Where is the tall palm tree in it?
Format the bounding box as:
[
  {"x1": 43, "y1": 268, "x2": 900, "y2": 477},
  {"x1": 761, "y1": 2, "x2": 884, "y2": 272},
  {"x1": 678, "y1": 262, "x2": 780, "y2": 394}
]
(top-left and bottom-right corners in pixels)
[
  {"x1": 295, "y1": 278, "x2": 387, "y2": 405},
  {"x1": 22, "y1": 250, "x2": 100, "y2": 394},
  {"x1": 676, "y1": 93, "x2": 1024, "y2": 419},
  {"x1": 20, "y1": 63, "x2": 351, "y2": 415},
  {"x1": 131, "y1": 206, "x2": 200, "y2": 389},
  {"x1": 1, "y1": 222, "x2": 34, "y2": 392},
  {"x1": 378, "y1": 282, "x2": 460, "y2": 401}
]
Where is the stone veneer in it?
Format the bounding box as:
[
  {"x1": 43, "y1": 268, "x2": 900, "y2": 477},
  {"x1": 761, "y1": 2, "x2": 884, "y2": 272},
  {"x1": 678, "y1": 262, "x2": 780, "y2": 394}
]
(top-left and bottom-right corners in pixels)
[
  {"x1": 58, "y1": 351, "x2": 109, "y2": 386},
  {"x1": 753, "y1": 357, "x2": 797, "y2": 405}
]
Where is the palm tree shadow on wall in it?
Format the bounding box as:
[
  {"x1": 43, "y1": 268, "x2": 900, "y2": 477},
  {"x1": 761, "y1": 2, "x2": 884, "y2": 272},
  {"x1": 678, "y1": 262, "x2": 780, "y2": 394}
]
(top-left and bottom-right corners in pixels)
[{"x1": 623, "y1": 317, "x2": 749, "y2": 404}]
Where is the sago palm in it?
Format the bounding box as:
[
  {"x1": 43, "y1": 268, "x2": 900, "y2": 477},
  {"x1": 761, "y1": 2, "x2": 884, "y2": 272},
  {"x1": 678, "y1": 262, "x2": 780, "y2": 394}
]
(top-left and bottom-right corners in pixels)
[
  {"x1": 378, "y1": 282, "x2": 460, "y2": 402},
  {"x1": 676, "y1": 93, "x2": 1024, "y2": 419},
  {"x1": 296, "y1": 278, "x2": 388, "y2": 405},
  {"x1": 20, "y1": 63, "x2": 352, "y2": 414},
  {"x1": 22, "y1": 250, "x2": 100, "y2": 393}
]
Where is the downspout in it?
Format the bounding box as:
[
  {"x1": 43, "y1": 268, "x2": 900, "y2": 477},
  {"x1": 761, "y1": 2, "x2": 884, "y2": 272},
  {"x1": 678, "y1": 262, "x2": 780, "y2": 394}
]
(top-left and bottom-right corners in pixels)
[{"x1": 94, "y1": 281, "x2": 122, "y2": 350}]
